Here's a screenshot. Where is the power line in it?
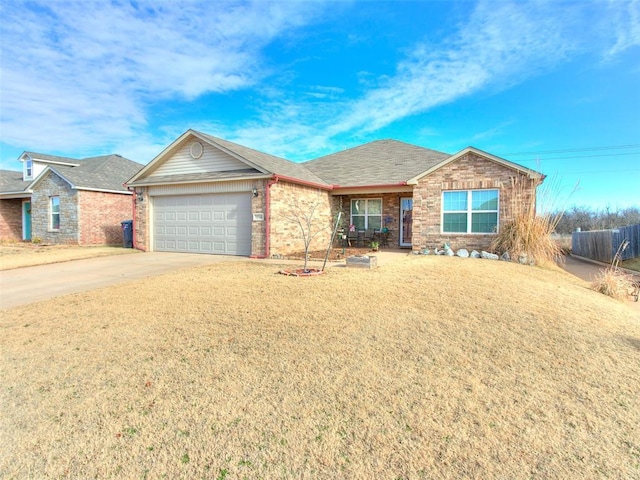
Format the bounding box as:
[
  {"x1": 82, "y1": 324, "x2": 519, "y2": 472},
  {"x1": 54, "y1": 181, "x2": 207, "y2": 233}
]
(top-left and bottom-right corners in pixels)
[
  {"x1": 514, "y1": 152, "x2": 640, "y2": 163},
  {"x1": 552, "y1": 169, "x2": 640, "y2": 174},
  {"x1": 502, "y1": 144, "x2": 640, "y2": 156}
]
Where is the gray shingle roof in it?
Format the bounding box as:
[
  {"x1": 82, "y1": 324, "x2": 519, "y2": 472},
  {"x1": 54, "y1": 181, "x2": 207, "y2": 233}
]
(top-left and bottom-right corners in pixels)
[
  {"x1": 0, "y1": 169, "x2": 31, "y2": 194},
  {"x1": 303, "y1": 139, "x2": 451, "y2": 187},
  {"x1": 0, "y1": 154, "x2": 144, "y2": 195},
  {"x1": 197, "y1": 131, "x2": 330, "y2": 187},
  {"x1": 47, "y1": 155, "x2": 144, "y2": 191}
]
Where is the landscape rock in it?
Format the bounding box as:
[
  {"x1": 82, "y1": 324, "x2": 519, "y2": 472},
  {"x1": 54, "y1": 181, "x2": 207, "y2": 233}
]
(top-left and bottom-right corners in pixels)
[
  {"x1": 518, "y1": 254, "x2": 534, "y2": 265},
  {"x1": 445, "y1": 248, "x2": 455, "y2": 256},
  {"x1": 501, "y1": 252, "x2": 511, "y2": 262},
  {"x1": 457, "y1": 248, "x2": 469, "y2": 258},
  {"x1": 481, "y1": 251, "x2": 499, "y2": 260},
  {"x1": 470, "y1": 250, "x2": 481, "y2": 258}
]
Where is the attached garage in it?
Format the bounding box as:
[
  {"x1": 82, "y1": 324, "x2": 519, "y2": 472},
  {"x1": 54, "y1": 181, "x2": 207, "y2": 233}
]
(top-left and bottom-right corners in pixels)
[
  {"x1": 127, "y1": 129, "x2": 332, "y2": 257},
  {"x1": 152, "y1": 192, "x2": 252, "y2": 255}
]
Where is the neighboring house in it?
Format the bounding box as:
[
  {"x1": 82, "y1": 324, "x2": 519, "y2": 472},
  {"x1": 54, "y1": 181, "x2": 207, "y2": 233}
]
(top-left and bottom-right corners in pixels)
[
  {"x1": 126, "y1": 129, "x2": 544, "y2": 257},
  {"x1": 0, "y1": 152, "x2": 144, "y2": 245}
]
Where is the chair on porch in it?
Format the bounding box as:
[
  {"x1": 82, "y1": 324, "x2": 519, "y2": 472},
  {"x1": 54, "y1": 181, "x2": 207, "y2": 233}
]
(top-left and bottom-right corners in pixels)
[
  {"x1": 363, "y1": 229, "x2": 375, "y2": 247},
  {"x1": 347, "y1": 230, "x2": 359, "y2": 247}
]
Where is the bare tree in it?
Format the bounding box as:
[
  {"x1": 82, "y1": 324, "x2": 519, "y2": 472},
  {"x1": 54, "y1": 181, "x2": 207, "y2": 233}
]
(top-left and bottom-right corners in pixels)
[{"x1": 279, "y1": 191, "x2": 331, "y2": 272}]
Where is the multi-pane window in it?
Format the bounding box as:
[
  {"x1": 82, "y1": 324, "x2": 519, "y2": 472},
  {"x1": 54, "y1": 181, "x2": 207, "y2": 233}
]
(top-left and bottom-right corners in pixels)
[
  {"x1": 50, "y1": 196, "x2": 60, "y2": 230},
  {"x1": 442, "y1": 190, "x2": 498, "y2": 233},
  {"x1": 351, "y1": 198, "x2": 382, "y2": 230}
]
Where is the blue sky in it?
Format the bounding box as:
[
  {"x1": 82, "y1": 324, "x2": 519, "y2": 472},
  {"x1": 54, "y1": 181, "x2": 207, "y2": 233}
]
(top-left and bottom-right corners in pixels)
[{"x1": 1, "y1": 0, "x2": 638, "y2": 210}]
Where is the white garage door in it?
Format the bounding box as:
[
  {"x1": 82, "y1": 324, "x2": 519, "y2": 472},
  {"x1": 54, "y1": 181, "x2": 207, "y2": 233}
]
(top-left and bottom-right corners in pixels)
[{"x1": 153, "y1": 193, "x2": 252, "y2": 255}]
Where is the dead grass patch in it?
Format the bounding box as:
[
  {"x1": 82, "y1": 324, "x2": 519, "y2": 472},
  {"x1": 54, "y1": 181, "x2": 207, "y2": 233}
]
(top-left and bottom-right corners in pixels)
[
  {"x1": 0, "y1": 244, "x2": 138, "y2": 270},
  {"x1": 1, "y1": 257, "x2": 639, "y2": 479}
]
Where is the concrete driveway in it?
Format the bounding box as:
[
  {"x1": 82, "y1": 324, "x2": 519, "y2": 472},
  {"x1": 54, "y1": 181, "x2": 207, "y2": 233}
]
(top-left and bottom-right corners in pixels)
[{"x1": 0, "y1": 252, "x2": 239, "y2": 309}]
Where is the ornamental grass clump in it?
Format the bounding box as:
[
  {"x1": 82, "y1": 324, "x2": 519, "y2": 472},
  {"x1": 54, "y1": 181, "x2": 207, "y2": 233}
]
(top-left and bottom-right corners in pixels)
[
  {"x1": 492, "y1": 212, "x2": 564, "y2": 266},
  {"x1": 591, "y1": 240, "x2": 635, "y2": 300},
  {"x1": 491, "y1": 176, "x2": 565, "y2": 266},
  {"x1": 591, "y1": 268, "x2": 634, "y2": 300}
]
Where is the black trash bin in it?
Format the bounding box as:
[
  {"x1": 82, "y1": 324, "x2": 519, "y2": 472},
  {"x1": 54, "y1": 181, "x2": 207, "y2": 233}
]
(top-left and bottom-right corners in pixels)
[{"x1": 121, "y1": 220, "x2": 133, "y2": 248}]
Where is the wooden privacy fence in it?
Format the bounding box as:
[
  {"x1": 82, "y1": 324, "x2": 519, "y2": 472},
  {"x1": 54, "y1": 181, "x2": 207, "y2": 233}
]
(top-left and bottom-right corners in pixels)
[{"x1": 572, "y1": 224, "x2": 640, "y2": 263}]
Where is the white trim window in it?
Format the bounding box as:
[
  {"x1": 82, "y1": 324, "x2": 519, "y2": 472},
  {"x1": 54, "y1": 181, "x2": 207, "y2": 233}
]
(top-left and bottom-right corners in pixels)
[
  {"x1": 50, "y1": 196, "x2": 60, "y2": 230},
  {"x1": 24, "y1": 158, "x2": 33, "y2": 180},
  {"x1": 351, "y1": 198, "x2": 382, "y2": 230},
  {"x1": 442, "y1": 189, "x2": 499, "y2": 234}
]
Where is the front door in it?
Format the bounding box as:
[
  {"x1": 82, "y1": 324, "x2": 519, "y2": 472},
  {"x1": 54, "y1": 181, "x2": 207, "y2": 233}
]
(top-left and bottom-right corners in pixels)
[
  {"x1": 23, "y1": 200, "x2": 32, "y2": 240},
  {"x1": 400, "y1": 198, "x2": 412, "y2": 247}
]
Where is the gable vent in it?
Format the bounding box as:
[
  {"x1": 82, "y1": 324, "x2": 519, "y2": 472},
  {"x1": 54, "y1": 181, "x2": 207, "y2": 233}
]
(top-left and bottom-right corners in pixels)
[{"x1": 190, "y1": 141, "x2": 204, "y2": 159}]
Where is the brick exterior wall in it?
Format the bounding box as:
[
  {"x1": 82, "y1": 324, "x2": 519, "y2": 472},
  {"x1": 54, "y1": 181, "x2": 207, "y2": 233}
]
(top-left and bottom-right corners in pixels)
[
  {"x1": 78, "y1": 190, "x2": 133, "y2": 245},
  {"x1": 31, "y1": 173, "x2": 79, "y2": 244},
  {"x1": 0, "y1": 199, "x2": 24, "y2": 240},
  {"x1": 268, "y1": 181, "x2": 333, "y2": 257},
  {"x1": 250, "y1": 179, "x2": 268, "y2": 256},
  {"x1": 133, "y1": 189, "x2": 149, "y2": 251},
  {"x1": 411, "y1": 152, "x2": 538, "y2": 252}
]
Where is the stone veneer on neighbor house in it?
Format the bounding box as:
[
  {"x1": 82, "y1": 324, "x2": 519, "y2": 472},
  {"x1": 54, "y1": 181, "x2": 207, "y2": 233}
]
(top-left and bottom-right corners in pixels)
[
  {"x1": 31, "y1": 173, "x2": 79, "y2": 244},
  {"x1": 411, "y1": 151, "x2": 538, "y2": 252},
  {"x1": 30, "y1": 172, "x2": 133, "y2": 245}
]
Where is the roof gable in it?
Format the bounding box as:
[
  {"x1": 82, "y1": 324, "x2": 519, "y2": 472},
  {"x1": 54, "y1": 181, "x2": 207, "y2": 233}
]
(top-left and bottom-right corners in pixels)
[
  {"x1": 407, "y1": 147, "x2": 544, "y2": 184},
  {"x1": 127, "y1": 130, "x2": 329, "y2": 188}
]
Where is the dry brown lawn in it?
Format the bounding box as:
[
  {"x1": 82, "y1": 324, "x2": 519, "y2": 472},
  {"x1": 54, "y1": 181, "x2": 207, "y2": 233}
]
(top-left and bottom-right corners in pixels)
[
  {"x1": 0, "y1": 243, "x2": 138, "y2": 271},
  {"x1": 1, "y1": 256, "x2": 639, "y2": 479}
]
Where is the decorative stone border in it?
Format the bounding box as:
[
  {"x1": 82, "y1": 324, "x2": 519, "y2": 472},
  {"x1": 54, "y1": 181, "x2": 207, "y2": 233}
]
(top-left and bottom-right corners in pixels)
[{"x1": 279, "y1": 268, "x2": 325, "y2": 277}]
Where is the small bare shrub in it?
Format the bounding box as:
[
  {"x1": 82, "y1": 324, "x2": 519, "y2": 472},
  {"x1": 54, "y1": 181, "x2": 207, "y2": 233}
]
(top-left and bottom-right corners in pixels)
[
  {"x1": 591, "y1": 240, "x2": 635, "y2": 300},
  {"x1": 591, "y1": 268, "x2": 634, "y2": 300},
  {"x1": 279, "y1": 190, "x2": 331, "y2": 272}
]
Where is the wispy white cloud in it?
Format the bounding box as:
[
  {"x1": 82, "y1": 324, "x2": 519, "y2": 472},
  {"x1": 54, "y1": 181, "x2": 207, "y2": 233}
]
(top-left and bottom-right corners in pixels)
[
  {"x1": 328, "y1": 1, "x2": 575, "y2": 136},
  {"x1": 0, "y1": 0, "x2": 323, "y2": 162},
  {"x1": 470, "y1": 121, "x2": 516, "y2": 143},
  {"x1": 605, "y1": 0, "x2": 640, "y2": 57}
]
